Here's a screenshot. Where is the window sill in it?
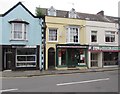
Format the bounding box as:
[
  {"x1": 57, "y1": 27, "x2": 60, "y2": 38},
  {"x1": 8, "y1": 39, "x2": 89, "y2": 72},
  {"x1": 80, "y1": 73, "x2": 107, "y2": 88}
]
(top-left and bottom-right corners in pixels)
[
  {"x1": 48, "y1": 41, "x2": 58, "y2": 43},
  {"x1": 66, "y1": 42, "x2": 80, "y2": 44},
  {"x1": 10, "y1": 39, "x2": 28, "y2": 42},
  {"x1": 105, "y1": 42, "x2": 117, "y2": 45}
]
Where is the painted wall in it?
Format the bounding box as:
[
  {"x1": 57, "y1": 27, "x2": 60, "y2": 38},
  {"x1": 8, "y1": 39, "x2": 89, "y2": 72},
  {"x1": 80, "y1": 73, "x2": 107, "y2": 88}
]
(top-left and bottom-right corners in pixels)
[
  {"x1": 85, "y1": 21, "x2": 118, "y2": 46},
  {"x1": 1, "y1": 4, "x2": 43, "y2": 70},
  {"x1": 2, "y1": 5, "x2": 42, "y2": 46},
  {"x1": 0, "y1": 17, "x2": 2, "y2": 45},
  {"x1": 45, "y1": 16, "x2": 86, "y2": 70},
  {"x1": 86, "y1": 21, "x2": 119, "y2": 68}
]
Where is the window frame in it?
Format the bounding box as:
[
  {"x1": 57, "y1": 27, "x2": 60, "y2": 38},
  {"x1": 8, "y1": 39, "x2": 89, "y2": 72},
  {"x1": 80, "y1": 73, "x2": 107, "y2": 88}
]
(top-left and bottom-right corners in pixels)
[
  {"x1": 11, "y1": 23, "x2": 28, "y2": 40},
  {"x1": 105, "y1": 31, "x2": 115, "y2": 43},
  {"x1": 91, "y1": 31, "x2": 97, "y2": 42},
  {"x1": 48, "y1": 28, "x2": 58, "y2": 42},
  {"x1": 16, "y1": 48, "x2": 37, "y2": 67},
  {"x1": 66, "y1": 26, "x2": 80, "y2": 44}
]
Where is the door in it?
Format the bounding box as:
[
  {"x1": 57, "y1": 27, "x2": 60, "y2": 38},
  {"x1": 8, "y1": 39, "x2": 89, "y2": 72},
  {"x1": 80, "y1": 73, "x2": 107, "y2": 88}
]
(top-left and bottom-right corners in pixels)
[
  {"x1": 5, "y1": 53, "x2": 13, "y2": 70},
  {"x1": 48, "y1": 48, "x2": 55, "y2": 69},
  {"x1": 67, "y1": 49, "x2": 78, "y2": 67},
  {"x1": 91, "y1": 53, "x2": 98, "y2": 67}
]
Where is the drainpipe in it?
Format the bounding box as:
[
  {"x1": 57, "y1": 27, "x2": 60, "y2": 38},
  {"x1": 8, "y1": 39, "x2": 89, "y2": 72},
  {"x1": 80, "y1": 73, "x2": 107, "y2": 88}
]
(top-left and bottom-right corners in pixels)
[{"x1": 118, "y1": 18, "x2": 120, "y2": 66}]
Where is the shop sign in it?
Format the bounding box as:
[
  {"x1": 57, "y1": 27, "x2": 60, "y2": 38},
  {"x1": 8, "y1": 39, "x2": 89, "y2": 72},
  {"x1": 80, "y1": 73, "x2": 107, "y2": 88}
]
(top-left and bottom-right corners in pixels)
[
  {"x1": 57, "y1": 46, "x2": 87, "y2": 48},
  {"x1": 100, "y1": 46, "x2": 119, "y2": 51},
  {"x1": 89, "y1": 46, "x2": 119, "y2": 51},
  {"x1": 12, "y1": 46, "x2": 36, "y2": 48}
]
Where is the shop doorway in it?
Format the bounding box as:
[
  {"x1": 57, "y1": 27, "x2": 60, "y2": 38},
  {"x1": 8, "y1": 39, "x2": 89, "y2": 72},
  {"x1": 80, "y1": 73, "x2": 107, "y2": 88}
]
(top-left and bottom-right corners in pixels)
[
  {"x1": 48, "y1": 48, "x2": 55, "y2": 69},
  {"x1": 91, "y1": 53, "x2": 98, "y2": 67},
  {"x1": 4, "y1": 52, "x2": 13, "y2": 70},
  {"x1": 67, "y1": 49, "x2": 78, "y2": 67}
]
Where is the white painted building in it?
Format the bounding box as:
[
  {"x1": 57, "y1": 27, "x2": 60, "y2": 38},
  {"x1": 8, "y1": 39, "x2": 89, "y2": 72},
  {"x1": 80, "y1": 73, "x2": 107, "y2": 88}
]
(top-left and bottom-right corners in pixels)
[{"x1": 85, "y1": 20, "x2": 119, "y2": 68}]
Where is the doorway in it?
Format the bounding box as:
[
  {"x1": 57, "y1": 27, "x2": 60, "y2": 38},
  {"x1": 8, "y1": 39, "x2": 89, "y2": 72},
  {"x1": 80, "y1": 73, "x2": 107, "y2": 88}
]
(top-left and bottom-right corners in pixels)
[
  {"x1": 91, "y1": 53, "x2": 98, "y2": 67},
  {"x1": 48, "y1": 48, "x2": 55, "y2": 69},
  {"x1": 67, "y1": 49, "x2": 78, "y2": 67},
  {"x1": 4, "y1": 52, "x2": 13, "y2": 70}
]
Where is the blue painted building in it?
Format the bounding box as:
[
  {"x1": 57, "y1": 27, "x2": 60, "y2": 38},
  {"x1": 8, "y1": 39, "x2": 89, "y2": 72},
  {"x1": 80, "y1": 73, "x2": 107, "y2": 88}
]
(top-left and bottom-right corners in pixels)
[{"x1": 0, "y1": 2, "x2": 45, "y2": 71}]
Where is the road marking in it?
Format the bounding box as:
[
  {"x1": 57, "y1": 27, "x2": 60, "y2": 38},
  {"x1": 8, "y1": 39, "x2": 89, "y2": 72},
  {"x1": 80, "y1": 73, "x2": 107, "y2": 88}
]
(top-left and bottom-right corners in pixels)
[
  {"x1": 0, "y1": 88, "x2": 18, "y2": 92},
  {"x1": 57, "y1": 78, "x2": 110, "y2": 86}
]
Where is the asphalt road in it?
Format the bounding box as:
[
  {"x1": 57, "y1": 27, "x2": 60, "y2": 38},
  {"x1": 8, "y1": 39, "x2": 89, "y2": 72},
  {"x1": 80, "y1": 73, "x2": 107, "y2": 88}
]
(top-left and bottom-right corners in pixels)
[{"x1": 1, "y1": 70, "x2": 119, "y2": 92}]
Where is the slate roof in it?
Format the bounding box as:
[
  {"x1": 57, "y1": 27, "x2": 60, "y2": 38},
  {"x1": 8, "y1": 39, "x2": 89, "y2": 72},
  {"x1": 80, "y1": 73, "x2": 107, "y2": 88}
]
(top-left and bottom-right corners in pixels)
[{"x1": 40, "y1": 8, "x2": 119, "y2": 23}]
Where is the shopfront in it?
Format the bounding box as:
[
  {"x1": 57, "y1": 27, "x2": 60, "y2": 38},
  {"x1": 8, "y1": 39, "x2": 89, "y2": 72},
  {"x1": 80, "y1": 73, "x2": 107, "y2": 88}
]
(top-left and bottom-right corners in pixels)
[
  {"x1": 89, "y1": 45, "x2": 119, "y2": 68},
  {"x1": 56, "y1": 44, "x2": 88, "y2": 69},
  {"x1": 2, "y1": 45, "x2": 40, "y2": 70}
]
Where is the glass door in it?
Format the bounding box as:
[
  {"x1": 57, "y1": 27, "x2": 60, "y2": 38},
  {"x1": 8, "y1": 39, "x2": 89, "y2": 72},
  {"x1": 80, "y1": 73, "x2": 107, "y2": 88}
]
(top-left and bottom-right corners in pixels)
[{"x1": 91, "y1": 53, "x2": 98, "y2": 67}]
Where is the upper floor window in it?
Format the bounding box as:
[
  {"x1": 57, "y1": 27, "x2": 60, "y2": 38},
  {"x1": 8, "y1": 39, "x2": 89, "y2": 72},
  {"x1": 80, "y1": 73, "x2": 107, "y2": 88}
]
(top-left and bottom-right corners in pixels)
[
  {"x1": 49, "y1": 28, "x2": 58, "y2": 42},
  {"x1": 69, "y1": 8, "x2": 77, "y2": 18},
  {"x1": 66, "y1": 26, "x2": 79, "y2": 43},
  {"x1": 105, "y1": 31, "x2": 115, "y2": 42},
  {"x1": 91, "y1": 31, "x2": 97, "y2": 42},
  {"x1": 47, "y1": 6, "x2": 56, "y2": 16},
  {"x1": 9, "y1": 19, "x2": 29, "y2": 40}
]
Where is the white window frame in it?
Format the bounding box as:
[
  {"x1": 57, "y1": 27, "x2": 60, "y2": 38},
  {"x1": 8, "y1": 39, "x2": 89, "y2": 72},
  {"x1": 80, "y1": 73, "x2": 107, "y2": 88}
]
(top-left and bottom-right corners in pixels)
[
  {"x1": 48, "y1": 28, "x2": 58, "y2": 42},
  {"x1": 91, "y1": 31, "x2": 97, "y2": 42},
  {"x1": 16, "y1": 49, "x2": 36, "y2": 67},
  {"x1": 105, "y1": 31, "x2": 115, "y2": 43},
  {"x1": 66, "y1": 26, "x2": 79, "y2": 44},
  {"x1": 11, "y1": 23, "x2": 27, "y2": 40}
]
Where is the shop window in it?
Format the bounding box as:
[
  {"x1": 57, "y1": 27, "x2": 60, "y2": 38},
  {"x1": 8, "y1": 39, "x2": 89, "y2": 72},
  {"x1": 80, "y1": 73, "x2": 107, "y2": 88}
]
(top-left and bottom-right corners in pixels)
[
  {"x1": 103, "y1": 52, "x2": 118, "y2": 66},
  {"x1": 58, "y1": 49, "x2": 66, "y2": 66},
  {"x1": 105, "y1": 31, "x2": 115, "y2": 42},
  {"x1": 91, "y1": 31, "x2": 97, "y2": 42},
  {"x1": 66, "y1": 26, "x2": 79, "y2": 43},
  {"x1": 48, "y1": 28, "x2": 58, "y2": 42},
  {"x1": 16, "y1": 48, "x2": 36, "y2": 67}
]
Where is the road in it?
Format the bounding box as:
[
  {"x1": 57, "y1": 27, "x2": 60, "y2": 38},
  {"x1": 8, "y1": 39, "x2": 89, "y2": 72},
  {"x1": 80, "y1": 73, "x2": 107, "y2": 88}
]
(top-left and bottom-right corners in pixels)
[{"x1": 1, "y1": 70, "x2": 119, "y2": 92}]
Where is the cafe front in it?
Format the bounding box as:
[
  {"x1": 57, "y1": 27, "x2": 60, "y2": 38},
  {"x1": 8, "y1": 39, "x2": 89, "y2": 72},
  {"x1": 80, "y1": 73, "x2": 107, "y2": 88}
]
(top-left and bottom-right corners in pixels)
[{"x1": 56, "y1": 44, "x2": 88, "y2": 69}]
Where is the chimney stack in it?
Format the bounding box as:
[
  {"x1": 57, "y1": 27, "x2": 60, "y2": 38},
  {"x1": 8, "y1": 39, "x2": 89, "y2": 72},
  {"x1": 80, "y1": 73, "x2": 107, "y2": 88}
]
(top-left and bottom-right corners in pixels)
[{"x1": 97, "y1": 10, "x2": 104, "y2": 16}]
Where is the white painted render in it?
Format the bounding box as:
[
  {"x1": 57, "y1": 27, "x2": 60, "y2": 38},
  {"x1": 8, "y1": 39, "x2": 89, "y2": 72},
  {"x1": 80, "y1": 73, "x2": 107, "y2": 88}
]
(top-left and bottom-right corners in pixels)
[
  {"x1": 85, "y1": 21, "x2": 118, "y2": 46},
  {"x1": 85, "y1": 21, "x2": 119, "y2": 68}
]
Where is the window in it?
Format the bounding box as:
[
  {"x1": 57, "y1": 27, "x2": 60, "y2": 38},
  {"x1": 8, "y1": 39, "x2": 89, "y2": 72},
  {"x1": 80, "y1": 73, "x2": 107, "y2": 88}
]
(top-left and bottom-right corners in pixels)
[
  {"x1": 91, "y1": 31, "x2": 97, "y2": 42},
  {"x1": 103, "y1": 52, "x2": 118, "y2": 66},
  {"x1": 105, "y1": 31, "x2": 115, "y2": 42},
  {"x1": 11, "y1": 23, "x2": 27, "y2": 40},
  {"x1": 69, "y1": 8, "x2": 77, "y2": 18},
  {"x1": 49, "y1": 28, "x2": 57, "y2": 41},
  {"x1": 16, "y1": 48, "x2": 36, "y2": 67},
  {"x1": 47, "y1": 6, "x2": 56, "y2": 16},
  {"x1": 66, "y1": 26, "x2": 79, "y2": 43}
]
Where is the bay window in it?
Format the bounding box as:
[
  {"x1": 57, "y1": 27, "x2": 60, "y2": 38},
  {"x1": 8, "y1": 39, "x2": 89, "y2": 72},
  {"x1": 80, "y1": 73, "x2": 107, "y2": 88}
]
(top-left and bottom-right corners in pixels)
[{"x1": 11, "y1": 23, "x2": 27, "y2": 40}]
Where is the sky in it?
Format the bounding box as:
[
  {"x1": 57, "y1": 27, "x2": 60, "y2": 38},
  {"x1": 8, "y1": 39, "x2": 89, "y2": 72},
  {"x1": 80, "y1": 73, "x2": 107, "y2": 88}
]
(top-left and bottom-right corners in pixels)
[{"x1": 0, "y1": 0, "x2": 120, "y2": 17}]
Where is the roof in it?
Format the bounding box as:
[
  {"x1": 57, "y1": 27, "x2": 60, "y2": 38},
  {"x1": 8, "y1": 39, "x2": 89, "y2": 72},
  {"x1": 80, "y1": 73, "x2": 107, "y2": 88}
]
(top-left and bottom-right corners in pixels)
[
  {"x1": 0, "y1": 2, "x2": 44, "y2": 18},
  {"x1": 40, "y1": 8, "x2": 118, "y2": 23}
]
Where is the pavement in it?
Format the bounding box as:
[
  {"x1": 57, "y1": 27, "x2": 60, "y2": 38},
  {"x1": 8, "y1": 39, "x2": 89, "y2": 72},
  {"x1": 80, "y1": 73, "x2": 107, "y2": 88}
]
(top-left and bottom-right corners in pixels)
[{"x1": 1, "y1": 67, "x2": 119, "y2": 77}]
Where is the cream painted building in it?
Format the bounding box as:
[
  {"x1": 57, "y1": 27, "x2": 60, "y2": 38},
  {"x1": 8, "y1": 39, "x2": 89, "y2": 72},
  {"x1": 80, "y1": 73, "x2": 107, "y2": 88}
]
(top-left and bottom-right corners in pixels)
[{"x1": 43, "y1": 7, "x2": 88, "y2": 70}]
